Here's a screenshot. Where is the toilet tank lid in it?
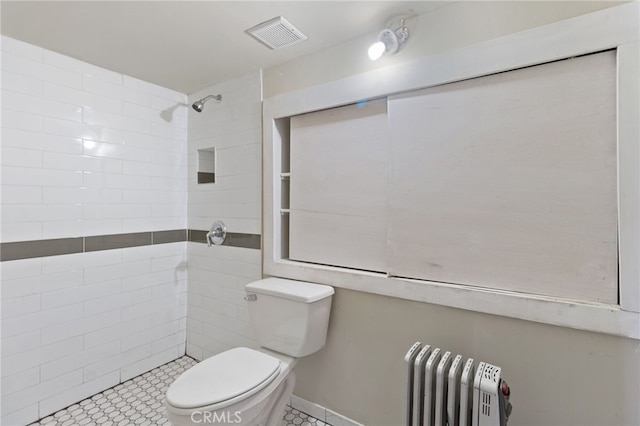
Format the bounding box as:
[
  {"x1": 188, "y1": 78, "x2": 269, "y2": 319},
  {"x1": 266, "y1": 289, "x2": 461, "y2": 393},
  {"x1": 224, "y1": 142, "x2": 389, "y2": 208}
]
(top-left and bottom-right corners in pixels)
[{"x1": 245, "y1": 278, "x2": 334, "y2": 303}]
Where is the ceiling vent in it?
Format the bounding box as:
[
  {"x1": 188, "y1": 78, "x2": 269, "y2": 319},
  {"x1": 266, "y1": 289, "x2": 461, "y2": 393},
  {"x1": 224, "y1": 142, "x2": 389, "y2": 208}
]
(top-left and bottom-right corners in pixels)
[{"x1": 246, "y1": 16, "x2": 307, "y2": 50}]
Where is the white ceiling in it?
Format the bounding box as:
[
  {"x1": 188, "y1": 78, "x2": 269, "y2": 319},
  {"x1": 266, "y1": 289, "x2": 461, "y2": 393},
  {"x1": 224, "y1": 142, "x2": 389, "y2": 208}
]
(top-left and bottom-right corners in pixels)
[{"x1": 1, "y1": 1, "x2": 450, "y2": 94}]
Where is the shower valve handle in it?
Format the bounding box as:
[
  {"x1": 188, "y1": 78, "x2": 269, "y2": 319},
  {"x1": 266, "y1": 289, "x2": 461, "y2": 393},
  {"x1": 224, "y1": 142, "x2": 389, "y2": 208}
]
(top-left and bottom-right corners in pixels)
[{"x1": 206, "y1": 220, "x2": 227, "y2": 246}]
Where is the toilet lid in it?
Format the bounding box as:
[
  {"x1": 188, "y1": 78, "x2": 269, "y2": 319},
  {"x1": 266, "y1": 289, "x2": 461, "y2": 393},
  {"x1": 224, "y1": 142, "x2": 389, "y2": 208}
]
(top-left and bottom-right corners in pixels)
[{"x1": 166, "y1": 347, "x2": 281, "y2": 409}]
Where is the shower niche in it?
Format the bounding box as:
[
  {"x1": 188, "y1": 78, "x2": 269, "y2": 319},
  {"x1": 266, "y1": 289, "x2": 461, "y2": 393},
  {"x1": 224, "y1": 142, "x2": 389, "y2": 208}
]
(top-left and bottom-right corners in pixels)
[{"x1": 197, "y1": 147, "x2": 216, "y2": 184}]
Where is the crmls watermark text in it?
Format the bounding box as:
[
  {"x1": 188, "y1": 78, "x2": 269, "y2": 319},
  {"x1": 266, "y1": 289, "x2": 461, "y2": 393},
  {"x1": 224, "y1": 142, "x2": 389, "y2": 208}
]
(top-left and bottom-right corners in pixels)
[{"x1": 190, "y1": 411, "x2": 243, "y2": 424}]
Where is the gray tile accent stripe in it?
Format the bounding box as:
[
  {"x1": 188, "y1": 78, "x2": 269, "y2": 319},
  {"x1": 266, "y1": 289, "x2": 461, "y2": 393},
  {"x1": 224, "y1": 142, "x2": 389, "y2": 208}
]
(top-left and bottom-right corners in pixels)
[
  {"x1": 187, "y1": 230, "x2": 261, "y2": 250},
  {"x1": 223, "y1": 232, "x2": 261, "y2": 250},
  {"x1": 187, "y1": 229, "x2": 208, "y2": 244},
  {"x1": 1, "y1": 237, "x2": 84, "y2": 262},
  {"x1": 85, "y1": 232, "x2": 152, "y2": 252},
  {"x1": 153, "y1": 229, "x2": 188, "y2": 245},
  {"x1": 197, "y1": 172, "x2": 215, "y2": 184},
  {"x1": 1, "y1": 229, "x2": 260, "y2": 261}
]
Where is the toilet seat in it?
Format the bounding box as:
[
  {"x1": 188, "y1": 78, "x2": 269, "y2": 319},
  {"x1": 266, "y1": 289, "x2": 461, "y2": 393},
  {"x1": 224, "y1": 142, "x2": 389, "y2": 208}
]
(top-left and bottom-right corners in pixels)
[{"x1": 166, "y1": 347, "x2": 281, "y2": 410}]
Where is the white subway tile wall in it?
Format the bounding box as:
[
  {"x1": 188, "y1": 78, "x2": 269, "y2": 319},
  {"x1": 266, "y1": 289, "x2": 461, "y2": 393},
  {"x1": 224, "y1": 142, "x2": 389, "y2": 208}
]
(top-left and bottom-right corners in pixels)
[
  {"x1": 186, "y1": 72, "x2": 263, "y2": 361},
  {"x1": 1, "y1": 36, "x2": 188, "y2": 241},
  {"x1": 1, "y1": 36, "x2": 189, "y2": 425}
]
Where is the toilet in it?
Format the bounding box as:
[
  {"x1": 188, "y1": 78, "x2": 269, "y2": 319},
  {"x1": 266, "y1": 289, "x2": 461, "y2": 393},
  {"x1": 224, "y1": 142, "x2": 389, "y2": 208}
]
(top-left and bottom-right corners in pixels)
[{"x1": 165, "y1": 277, "x2": 334, "y2": 426}]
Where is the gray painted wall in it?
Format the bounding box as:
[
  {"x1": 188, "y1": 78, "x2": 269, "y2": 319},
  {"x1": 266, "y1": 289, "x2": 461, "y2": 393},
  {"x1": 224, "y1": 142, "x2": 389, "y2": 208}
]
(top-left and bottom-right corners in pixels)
[
  {"x1": 263, "y1": 3, "x2": 638, "y2": 425},
  {"x1": 295, "y1": 288, "x2": 640, "y2": 425}
]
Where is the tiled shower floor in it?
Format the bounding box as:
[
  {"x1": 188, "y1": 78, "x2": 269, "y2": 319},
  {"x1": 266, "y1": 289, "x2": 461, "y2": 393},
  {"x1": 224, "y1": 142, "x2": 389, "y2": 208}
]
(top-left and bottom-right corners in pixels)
[{"x1": 28, "y1": 356, "x2": 330, "y2": 426}]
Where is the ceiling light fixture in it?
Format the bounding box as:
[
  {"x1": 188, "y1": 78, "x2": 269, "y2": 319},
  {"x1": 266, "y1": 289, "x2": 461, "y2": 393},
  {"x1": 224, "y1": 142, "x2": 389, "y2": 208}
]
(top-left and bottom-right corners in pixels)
[{"x1": 368, "y1": 17, "x2": 410, "y2": 61}]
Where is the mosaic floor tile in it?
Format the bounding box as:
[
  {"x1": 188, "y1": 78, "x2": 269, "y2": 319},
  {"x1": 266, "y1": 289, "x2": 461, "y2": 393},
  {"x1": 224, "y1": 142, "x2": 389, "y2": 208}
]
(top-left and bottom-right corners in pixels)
[
  {"x1": 28, "y1": 356, "x2": 330, "y2": 426},
  {"x1": 29, "y1": 356, "x2": 196, "y2": 426},
  {"x1": 282, "y1": 405, "x2": 330, "y2": 426}
]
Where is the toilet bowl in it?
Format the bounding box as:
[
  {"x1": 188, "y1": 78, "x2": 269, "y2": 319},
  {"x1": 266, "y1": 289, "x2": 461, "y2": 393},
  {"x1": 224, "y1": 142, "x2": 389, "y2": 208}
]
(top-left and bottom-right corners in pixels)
[
  {"x1": 166, "y1": 347, "x2": 296, "y2": 426},
  {"x1": 165, "y1": 278, "x2": 334, "y2": 426}
]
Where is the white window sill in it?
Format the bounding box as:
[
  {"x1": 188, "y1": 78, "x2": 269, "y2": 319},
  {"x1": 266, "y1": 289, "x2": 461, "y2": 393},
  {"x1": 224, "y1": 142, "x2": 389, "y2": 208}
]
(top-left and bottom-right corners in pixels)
[{"x1": 266, "y1": 259, "x2": 640, "y2": 340}]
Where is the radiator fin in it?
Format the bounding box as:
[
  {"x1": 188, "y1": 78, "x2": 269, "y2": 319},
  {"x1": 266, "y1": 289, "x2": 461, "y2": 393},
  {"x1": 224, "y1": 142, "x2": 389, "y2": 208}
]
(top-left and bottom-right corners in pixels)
[{"x1": 403, "y1": 343, "x2": 511, "y2": 426}]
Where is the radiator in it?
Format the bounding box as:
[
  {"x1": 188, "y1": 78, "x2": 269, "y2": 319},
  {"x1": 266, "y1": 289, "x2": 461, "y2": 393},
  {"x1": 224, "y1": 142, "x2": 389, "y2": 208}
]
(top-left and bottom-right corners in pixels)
[{"x1": 403, "y1": 342, "x2": 512, "y2": 426}]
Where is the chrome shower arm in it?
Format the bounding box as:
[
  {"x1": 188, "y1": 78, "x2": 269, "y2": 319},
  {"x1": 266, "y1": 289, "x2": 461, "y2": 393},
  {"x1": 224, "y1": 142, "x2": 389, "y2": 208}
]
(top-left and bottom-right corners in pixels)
[{"x1": 192, "y1": 94, "x2": 222, "y2": 112}]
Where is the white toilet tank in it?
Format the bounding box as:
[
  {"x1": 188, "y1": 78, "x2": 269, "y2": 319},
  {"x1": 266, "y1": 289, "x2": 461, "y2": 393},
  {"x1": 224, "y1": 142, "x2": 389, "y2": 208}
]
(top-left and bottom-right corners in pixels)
[{"x1": 245, "y1": 278, "x2": 334, "y2": 357}]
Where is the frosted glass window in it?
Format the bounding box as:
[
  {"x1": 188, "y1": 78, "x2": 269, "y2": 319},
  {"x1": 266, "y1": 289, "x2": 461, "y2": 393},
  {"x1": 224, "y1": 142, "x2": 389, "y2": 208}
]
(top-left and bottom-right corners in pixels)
[
  {"x1": 287, "y1": 51, "x2": 617, "y2": 304},
  {"x1": 387, "y1": 51, "x2": 617, "y2": 303},
  {"x1": 289, "y1": 99, "x2": 389, "y2": 272}
]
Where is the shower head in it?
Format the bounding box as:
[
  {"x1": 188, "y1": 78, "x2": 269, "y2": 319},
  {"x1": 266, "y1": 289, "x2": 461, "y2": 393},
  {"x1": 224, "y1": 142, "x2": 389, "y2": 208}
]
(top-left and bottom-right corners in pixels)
[{"x1": 192, "y1": 94, "x2": 222, "y2": 113}]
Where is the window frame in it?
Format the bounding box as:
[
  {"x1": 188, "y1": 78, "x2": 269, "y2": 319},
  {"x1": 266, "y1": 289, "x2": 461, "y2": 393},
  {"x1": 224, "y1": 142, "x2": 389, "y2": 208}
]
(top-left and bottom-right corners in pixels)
[{"x1": 263, "y1": 3, "x2": 640, "y2": 339}]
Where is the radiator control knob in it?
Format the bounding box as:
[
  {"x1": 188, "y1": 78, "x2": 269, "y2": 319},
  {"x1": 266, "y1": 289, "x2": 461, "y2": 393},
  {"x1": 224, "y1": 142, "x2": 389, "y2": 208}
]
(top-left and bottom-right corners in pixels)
[{"x1": 501, "y1": 380, "x2": 510, "y2": 396}]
